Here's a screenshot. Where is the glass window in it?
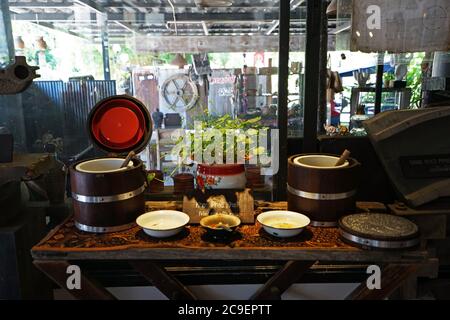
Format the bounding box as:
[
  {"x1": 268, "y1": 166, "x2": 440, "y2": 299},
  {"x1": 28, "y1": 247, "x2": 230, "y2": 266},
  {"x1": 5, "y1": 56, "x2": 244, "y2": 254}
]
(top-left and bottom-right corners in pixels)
[
  {"x1": 0, "y1": 0, "x2": 296, "y2": 200},
  {"x1": 289, "y1": 0, "x2": 440, "y2": 139}
]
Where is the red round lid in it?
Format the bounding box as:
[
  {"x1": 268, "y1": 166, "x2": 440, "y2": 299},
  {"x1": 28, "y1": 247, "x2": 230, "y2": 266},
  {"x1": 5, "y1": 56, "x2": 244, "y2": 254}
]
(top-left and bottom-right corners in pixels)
[{"x1": 88, "y1": 96, "x2": 152, "y2": 153}]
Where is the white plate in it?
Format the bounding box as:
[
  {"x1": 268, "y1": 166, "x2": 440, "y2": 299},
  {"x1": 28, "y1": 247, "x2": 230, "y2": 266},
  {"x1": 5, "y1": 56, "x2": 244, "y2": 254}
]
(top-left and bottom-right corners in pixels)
[
  {"x1": 257, "y1": 210, "x2": 310, "y2": 238},
  {"x1": 136, "y1": 210, "x2": 190, "y2": 238}
]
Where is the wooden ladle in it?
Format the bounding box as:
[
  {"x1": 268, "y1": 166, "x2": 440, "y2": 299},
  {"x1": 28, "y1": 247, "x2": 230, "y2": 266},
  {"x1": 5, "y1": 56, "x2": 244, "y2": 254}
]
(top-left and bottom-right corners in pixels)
[
  {"x1": 120, "y1": 151, "x2": 135, "y2": 168},
  {"x1": 335, "y1": 149, "x2": 351, "y2": 166}
]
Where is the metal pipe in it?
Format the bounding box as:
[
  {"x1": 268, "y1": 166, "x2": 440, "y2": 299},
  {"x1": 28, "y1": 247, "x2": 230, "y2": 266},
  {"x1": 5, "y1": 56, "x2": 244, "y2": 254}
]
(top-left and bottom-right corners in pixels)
[{"x1": 167, "y1": 0, "x2": 178, "y2": 35}]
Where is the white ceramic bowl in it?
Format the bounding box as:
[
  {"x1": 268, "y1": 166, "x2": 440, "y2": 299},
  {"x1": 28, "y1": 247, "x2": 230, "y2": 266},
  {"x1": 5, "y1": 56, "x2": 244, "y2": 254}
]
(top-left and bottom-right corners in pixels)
[
  {"x1": 136, "y1": 210, "x2": 190, "y2": 238},
  {"x1": 76, "y1": 158, "x2": 133, "y2": 173},
  {"x1": 294, "y1": 155, "x2": 349, "y2": 169},
  {"x1": 257, "y1": 210, "x2": 310, "y2": 238},
  {"x1": 200, "y1": 214, "x2": 241, "y2": 231}
]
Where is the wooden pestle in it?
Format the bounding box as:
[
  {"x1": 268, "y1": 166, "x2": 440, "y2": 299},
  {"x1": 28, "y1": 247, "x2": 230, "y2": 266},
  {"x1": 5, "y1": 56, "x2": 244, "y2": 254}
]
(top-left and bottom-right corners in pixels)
[
  {"x1": 335, "y1": 149, "x2": 351, "y2": 166},
  {"x1": 120, "y1": 151, "x2": 135, "y2": 168}
]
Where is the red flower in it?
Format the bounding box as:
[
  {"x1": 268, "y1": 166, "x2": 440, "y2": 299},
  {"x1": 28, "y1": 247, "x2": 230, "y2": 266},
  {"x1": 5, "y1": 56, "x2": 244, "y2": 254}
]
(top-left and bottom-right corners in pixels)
[
  {"x1": 196, "y1": 175, "x2": 205, "y2": 189},
  {"x1": 206, "y1": 176, "x2": 216, "y2": 186}
]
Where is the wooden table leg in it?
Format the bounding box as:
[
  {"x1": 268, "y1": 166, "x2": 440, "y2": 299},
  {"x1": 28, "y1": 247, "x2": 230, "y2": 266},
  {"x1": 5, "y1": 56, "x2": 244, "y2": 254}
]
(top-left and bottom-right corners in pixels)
[
  {"x1": 345, "y1": 264, "x2": 419, "y2": 300},
  {"x1": 34, "y1": 260, "x2": 116, "y2": 300},
  {"x1": 250, "y1": 261, "x2": 316, "y2": 300},
  {"x1": 131, "y1": 261, "x2": 197, "y2": 300}
]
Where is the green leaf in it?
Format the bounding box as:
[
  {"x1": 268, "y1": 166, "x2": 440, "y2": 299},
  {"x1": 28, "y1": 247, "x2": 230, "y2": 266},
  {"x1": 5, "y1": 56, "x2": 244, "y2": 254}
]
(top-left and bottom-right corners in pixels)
[{"x1": 147, "y1": 172, "x2": 156, "y2": 183}]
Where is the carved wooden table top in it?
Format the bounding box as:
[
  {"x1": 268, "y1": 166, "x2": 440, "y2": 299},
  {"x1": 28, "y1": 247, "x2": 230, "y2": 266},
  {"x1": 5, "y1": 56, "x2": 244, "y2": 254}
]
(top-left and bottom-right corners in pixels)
[{"x1": 32, "y1": 201, "x2": 430, "y2": 262}]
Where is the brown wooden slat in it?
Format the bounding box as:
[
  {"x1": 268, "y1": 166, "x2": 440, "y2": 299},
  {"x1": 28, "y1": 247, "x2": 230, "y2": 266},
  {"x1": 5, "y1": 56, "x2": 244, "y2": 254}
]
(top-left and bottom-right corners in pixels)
[
  {"x1": 345, "y1": 264, "x2": 419, "y2": 300},
  {"x1": 131, "y1": 261, "x2": 197, "y2": 300},
  {"x1": 34, "y1": 260, "x2": 116, "y2": 300},
  {"x1": 250, "y1": 260, "x2": 316, "y2": 300}
]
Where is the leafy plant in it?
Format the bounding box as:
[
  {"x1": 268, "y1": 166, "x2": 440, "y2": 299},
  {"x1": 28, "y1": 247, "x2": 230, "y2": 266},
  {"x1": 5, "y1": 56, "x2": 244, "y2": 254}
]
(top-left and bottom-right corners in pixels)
[
  {"x1": 146, "y1": 172, "x2": 164, "y2": 184},
  {"x1": 171, "y1": 112, "x2": 268, "y2": 166},
  {"x1": 383, "y1": 72, "x2": 395, "y2": 82},
  {"x1": 406, "y1": 53, "x2": 425, "y2": 108}
]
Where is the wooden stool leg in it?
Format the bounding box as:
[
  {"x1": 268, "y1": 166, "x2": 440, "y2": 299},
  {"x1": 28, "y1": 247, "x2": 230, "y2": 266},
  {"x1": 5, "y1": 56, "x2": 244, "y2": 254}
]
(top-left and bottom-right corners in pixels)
[
  {"x1": 131, "y1": 261, "x2": 197, "y2": 300},
  {"x1": 390, "y1": 275, "x2": 418, "y2": 300},
  {"x1": 34, "y1": 260, "x2": 116, "y2": 300},
  {"x1": 250, "y1": 261, "x2": 316, "y2": 300},
  {"x1": 345, "y1": 264, "x2": 419, "y2": 300}
]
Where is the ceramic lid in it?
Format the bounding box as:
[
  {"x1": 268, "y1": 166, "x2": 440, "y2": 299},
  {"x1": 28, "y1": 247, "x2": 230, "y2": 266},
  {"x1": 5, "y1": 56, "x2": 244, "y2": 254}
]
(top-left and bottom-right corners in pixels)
[{"x1": 87, "y1": 95, "x2": 152, "y2": 154}]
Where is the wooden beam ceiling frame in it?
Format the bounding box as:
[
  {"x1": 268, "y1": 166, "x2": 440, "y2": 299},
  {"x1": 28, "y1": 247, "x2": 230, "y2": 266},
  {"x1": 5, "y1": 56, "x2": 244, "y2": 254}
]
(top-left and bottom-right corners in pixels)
[
  {"x1": 266, "y1": 20, "x2": 279, "y2": 35},
  {"x1": 122, "y1": 0, "x2": 148, "y2": 13},
  {"x1": 98, "y1": 0, "x2": 279, "y2": 9},
  {"x1": 114, "y1": 21, "x2": 142, "y2": 35},
  {"x1": 134, "y1": 34, "x2": 336, "y2": 53},
  {"x1": 9, "y1": 1, "x2": 74, "y2": 9},
  {"x1": 75, "y1": 0, "x2": 146, "y2": 36},
  {"x1": 201, "y1": 21, "x2": 209, "y2": 35},
  {"x1": 291, "y1": 0, "x2": 306, "y2": 10},
  {"x1": 73, "y1": 0, "x2": 105, "y2": 15},
  {"x1": 28, "y1": 21, "x2": 92, "y2": 42},
  {"x1": 11, "y1": 11, "x2": 303, "y2": 22},
  {"x1": 264, "y1": 1, "x2": 305, "y2": 39}
]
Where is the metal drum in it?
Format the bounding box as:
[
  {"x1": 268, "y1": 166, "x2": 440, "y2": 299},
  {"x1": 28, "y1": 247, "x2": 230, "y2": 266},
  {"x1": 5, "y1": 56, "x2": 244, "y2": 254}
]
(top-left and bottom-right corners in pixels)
[
  {"x1": 287, "y1": 153, "x2": 361, "y2": 227},
  {"x1": 70, "y1": 95, "x2": 152, "y2": 233},
  {"x1": 339, "y1": 213, "x2": 420, "y2": 250}
]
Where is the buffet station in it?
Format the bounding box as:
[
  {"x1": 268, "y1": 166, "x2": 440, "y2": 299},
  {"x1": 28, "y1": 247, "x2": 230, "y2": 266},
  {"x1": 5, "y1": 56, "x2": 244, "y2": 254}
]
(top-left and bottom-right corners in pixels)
[{"x1": 29, "y1": 95, "x2": 445, "y2": 300}]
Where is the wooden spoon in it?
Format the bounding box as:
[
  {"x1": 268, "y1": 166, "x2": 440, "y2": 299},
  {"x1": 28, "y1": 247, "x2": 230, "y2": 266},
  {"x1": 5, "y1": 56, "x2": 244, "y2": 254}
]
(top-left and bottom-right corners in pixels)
[
  {"x1": 335, "y1": 149, "x2": 351, "y2": 166},
  {"x1": 120, "y1": 151, "x2": 135, "y2": 168}
]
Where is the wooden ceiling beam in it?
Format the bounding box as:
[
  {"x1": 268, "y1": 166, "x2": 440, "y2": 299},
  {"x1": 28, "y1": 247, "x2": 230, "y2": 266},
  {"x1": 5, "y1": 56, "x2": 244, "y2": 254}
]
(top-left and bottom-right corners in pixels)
[{"x1": 134, "y1": 34, "x2": 336, "y2": 53}]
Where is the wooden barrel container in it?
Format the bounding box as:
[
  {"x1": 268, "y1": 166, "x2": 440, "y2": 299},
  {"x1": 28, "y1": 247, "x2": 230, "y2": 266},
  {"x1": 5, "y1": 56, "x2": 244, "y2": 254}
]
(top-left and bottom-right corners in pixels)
[
  {"x1": 70, "y1": 95, "x2": 152, "y2": 233},
  {"x1": 70, "y1": 158, "x2": 146, "y2": 233},
  {"x1": 287, "y1": 154, "x2": 361, "y2": 227}
]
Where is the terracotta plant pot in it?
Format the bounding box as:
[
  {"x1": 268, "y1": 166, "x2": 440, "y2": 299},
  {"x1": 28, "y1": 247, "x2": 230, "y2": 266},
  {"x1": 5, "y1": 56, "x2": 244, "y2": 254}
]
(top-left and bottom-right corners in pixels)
[
  {"x1": 173, "y1": 173, "x2": 195, "y2": 195},
  {"x1": 196, "y1": 164, "x2": 246, "y2": 189},
  {"x1": 146, "y1": 170, "x2": 164, "y2": 193}
]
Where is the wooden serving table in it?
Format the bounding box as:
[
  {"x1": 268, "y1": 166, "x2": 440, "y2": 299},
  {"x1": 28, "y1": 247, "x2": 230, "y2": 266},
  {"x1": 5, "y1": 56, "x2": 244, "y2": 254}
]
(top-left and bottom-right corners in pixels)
[{"x1": 31, "y1": 201, "x2": 435, "y2": 300}]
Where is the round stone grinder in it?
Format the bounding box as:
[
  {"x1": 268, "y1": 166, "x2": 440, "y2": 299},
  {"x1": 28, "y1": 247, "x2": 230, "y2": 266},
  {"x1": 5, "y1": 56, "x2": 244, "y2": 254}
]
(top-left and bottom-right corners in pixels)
[{"x1": 338, "y1": 213, "x2": 420, "y2": 250}]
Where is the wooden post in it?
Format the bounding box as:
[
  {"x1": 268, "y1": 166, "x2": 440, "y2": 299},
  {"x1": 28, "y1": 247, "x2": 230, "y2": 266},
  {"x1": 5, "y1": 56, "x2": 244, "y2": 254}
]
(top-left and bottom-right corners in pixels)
[
  {"x1": 131, "y1": 261, "x2": 197, "y2": 300},
  {"x1": 345, "y1": 264, "x2": 419, "y2": 300},
  {"x1": 34, "y1": 260, "x2": 116, "y2": 300},
  {"x1": 250, "y1": 261, "x2": 316, "y2": 300}
]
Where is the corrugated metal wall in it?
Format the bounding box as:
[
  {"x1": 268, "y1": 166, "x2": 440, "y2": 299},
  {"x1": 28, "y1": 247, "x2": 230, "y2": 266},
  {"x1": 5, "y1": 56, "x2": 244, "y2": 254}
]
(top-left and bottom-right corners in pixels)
[{"x1": 25, "y1": 80, "x2": 116, "y2": 156}]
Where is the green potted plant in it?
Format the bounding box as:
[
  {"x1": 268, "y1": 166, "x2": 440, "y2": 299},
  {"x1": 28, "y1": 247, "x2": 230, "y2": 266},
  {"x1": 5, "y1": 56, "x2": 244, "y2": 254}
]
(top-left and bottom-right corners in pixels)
[
  {"x1": 146, "y1": 170, "x2": 164, "y2": 193},
  {"x1": 166, "y1": 163, "x2": 195, "y2": 195},
  {"x1": 170, "y1": 113, "x2": 268, "y2": 190}
]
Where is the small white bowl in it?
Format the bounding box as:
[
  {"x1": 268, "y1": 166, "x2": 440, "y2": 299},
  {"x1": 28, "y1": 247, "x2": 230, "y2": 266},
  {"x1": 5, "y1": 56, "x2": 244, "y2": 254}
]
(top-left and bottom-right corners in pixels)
[
  {"x1": 257, "y1": 210, "x2": 310, "y2": 238},
  {"x1": 136, "y1": 210, "x2": 190, "y2": 238}
]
